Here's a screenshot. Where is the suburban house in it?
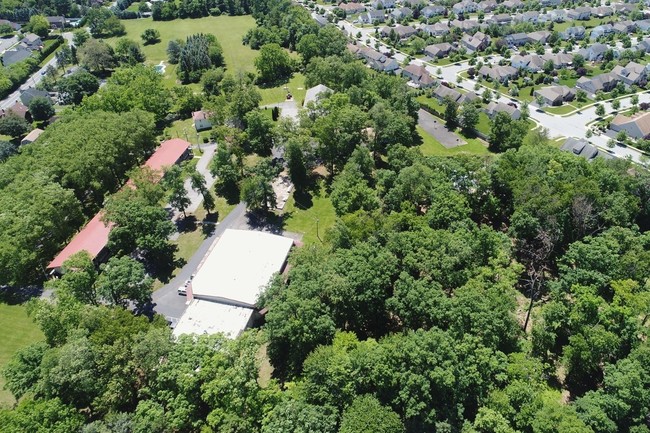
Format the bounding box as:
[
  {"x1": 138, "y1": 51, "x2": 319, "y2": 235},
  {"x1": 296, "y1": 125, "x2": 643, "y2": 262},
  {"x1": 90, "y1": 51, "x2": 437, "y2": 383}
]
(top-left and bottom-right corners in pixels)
[
  {"x1": 528, "y1": 30, "x2": 551, "y2": 44},
  {"x1": 489, "y1": 14, "x2": 512, "y2": 25},
  {"x1": 192, "y1": 110, "x2": 212, "y2": 131},
  {"x1": 591, "y1": 6, "x2": 613, "y2": 17},
  {"x1": 371, "y1": 0, "x2": 395, "y2": 8},
  {"x1": 613, "y1": 3, "x2": 636, "y2": 14},
  {"x1": 516, "y1": 11, "x2": 539, "y2": 23},
  {"x1": 592, "y1": 6, "x2": 613, "y2": 17},
  {"x1": 20, "y1": 33, "x2": 42, "y2": 50},
  {"x1": 611, "y1": 62, "x2": 649, "y2": 86},
  {"x1": 577, "y1": 43, "x2": 609, "y2": 62},
  {"x1": 450, "y1": 19, "x2": 479, "y2": 33},
  {"x1": 477, "y1": 0, "x2": 497, "y2": 12},
  {"x1": 546, "y1": 9, "x2": 566, "y2": 22},
  {"x1": 534, "y1": 85, "x2": 576, "y2": 106},
  {"x1": 360, "y1": 10, "x2": 385, "y2": 24},
  {"x1": 401, "y1": 0, "x2": 425, "y2": 7},
  {"x1": 432, "y1": 85, "x2": 478, "y2": 104},
  {"x1": 1, "y1": 46, "x2": 32, "y2": 66},
  {"x1": 422, "y1": 22, "x2": 450, "y2": 36},
  {"x1": 576, "y1": 73, "x2": 620, "y2": 95},
  {"x1": 561, "y1": 137, "x2": 602, "y2": 160},
  {"x1": 350, "y1": 44, "x2": 400, "y2": 73},
  {"x1": 638, "y1": 38, "x2": 650, "y2": 53},
  {"x1": 46, "y1": 16, "x2": 65, "y2": 29},
  {"x1": 461, "y1": 32, "x2": 490, "y2": 52},
  {"x1": 312, "y1": 14, "x2": 328, "y2": 27},
  {"x1": 421, "y1": 5, "x2": 446, "y2": 17},
  {"x1": 304, "y1": 84, "x2": 333, "y2": 106},
  {"x1": 566, "y1": 6, "x2": 591, "y2": 20},
  {"x1": 511, "y1": 54, "x2": 545, "y2": 72},
  {"x1": 20, "y1": 88, "x2": 51, "y2": 106},
  {"x1": 590, "y1": 24, "x2": 614, "y2": 41},
  {"x1": 540, "y1": 0, "x2": 561, "y2": 6},
  {"x1": 505, "y1": 33, "x2": 531, "y2": 47},
  {"x1": 381, "y1": 24, "x2": 417, "y2": 39},
  {"x1": 502, "y1": 0, "x2": 524, "y2": 9},
  {"x1": 542, "y1": 52, "x2": 573, "y2": 69},
  {"x1": 2, "y1": 101, "x2": 30, "y2": 120},
  {"x1": 401, "y1": 64, "x2": 436, "y2": 88},
  {"x1": 562, "y1": 26, "x2": 585, "y2": 40},
  {"x1": 610, "y1": 112, "x2": 650, "y2": 139},
  {"x1": 390, "y1": 7, "x2": 413, "y2": 19},
  {"x1": 424, "y1": 42, "x2": 454, "y2": 58},
  {"x1": 478, "y1": 65, "x2": 518, "y2": 82},
  {"x1": 452, "y1": 0, "x2": 478, "y2": 14},
  {"x1": 338, "y1": 2, "x2": 365, "y2": 15},
  {"x1": 613, "y1": 21, "x2": 636, "y2": 34},
  {"x1": 20, "y1": 128, "x2": 44, "y2": 145},
  {"x1": 635, "y1": 20, "x2": 650, "y2": 32},
  {"x1": 485, "y1": 101, "x2": 521, "y2": 120},
  {"x1": 0, "y1": 19, "x2": 20, "y2": 30}
]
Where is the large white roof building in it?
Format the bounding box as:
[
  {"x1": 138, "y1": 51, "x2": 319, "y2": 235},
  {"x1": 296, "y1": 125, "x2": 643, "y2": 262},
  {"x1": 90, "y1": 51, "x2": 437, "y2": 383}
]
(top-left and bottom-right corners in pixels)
[{"x1": 174, "y1": 229, "x2": 295, "y2": 338}]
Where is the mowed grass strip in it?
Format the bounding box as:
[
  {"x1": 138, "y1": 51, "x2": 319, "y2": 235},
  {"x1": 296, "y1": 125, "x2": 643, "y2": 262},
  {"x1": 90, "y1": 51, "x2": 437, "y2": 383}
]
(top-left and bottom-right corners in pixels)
[
  {"x1": 108, "y1": 16, "x2": 258, "y2": 73},
  {"x1": 283, "y1": 186, "x2": 336, "y2": 245},
  {"x1": 0, "y1": 303, "x2": 44, "y2": 408}
]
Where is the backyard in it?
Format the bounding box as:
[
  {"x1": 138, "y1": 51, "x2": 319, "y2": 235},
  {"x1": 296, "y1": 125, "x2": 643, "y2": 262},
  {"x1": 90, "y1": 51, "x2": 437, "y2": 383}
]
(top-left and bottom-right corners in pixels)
[{"x1": 282, "y1": 184, "x2": 336, "y2": 245}]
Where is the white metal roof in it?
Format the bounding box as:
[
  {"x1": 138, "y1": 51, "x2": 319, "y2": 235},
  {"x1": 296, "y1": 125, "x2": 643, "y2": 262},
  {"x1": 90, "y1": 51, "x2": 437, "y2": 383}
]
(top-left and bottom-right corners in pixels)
[
  {"x1": 191, "y1": 229, "x2": 294, "y2": 308},
  {"x1": 172, "y1": 299, "x2": 254, "y2": 339}
]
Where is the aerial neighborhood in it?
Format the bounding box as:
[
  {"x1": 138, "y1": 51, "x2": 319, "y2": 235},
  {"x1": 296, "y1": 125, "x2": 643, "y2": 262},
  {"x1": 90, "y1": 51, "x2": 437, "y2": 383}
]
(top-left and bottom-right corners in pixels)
[{"x1": 0, "y1": 0, "x2": 649, "y2": 431}]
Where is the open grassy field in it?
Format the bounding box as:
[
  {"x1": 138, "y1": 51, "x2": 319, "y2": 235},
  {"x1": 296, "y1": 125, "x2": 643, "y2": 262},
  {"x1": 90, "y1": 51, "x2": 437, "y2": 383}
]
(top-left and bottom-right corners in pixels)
[
  {"x1": 108, "y1": 16, "x2": 258, "y2": 82},
  {"x1": 283, "y1": 186, "x2": 336, "y2": 245},
  {"x1": 0, "y1": 303, "x2": 44, "y2": 408}
]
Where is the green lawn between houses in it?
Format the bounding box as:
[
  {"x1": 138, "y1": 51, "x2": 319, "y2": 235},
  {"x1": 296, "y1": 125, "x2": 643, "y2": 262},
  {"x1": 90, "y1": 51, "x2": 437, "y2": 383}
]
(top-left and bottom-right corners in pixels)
[
  {"x1": 283, "y1": 186, "x2": 336, "y2": 245},
  {"x1": 0, "y1": 303, "x2": 44, "y2": 408}
]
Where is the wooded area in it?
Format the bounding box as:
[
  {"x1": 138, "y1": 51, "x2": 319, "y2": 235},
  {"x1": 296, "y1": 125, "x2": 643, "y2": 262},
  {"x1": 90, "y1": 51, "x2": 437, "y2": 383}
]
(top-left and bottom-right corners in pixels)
[{"x1": 1, "y1": 0, "x2": 649, "y2": 431}]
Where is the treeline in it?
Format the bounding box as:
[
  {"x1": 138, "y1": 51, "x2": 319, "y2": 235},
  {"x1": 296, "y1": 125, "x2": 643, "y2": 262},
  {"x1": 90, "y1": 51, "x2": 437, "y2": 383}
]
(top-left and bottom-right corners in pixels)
[
  {"x1": 0, "y1": 0, "x2": 85, "y2": 21},
  {"x1": 152, "y1": 0, "x2": 250, "y2": 21}
]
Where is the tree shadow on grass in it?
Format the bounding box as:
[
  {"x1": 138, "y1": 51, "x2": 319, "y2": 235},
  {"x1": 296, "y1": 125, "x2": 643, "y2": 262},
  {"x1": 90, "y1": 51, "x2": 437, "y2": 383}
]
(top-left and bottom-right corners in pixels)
[
  {"x1": 201, "y1": 212, "x2": 219, "y2": 237},
  {"x1": 0, "y1": 285, "x2": 43, "y2": 305},
  {"x1": 246, "y1": 210, "x2": 286, "y2": 235},
  {"x1": 176, "y1": 215, "x2": 198, "y2": 233}
]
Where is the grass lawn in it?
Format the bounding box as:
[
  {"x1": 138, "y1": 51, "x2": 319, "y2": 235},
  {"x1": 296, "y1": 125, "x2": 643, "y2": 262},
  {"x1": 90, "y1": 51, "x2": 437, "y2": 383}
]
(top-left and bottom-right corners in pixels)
[
  {"x1": 544, "y1": 104, "x2": 578, "y2": 115},
  {"x1": 554, "y1": 17, "x2": 610, "y2": 33},
  {"x1": 417, "y1": 126, "x2": 491, "y2": 156},
  {"x1": 163, "y1": 117, "x2": 212, "y2": 143},
  {"x1": 0, "y1": 303, "x2": 44, "y2": 408},
  {"x1": 283, "y1": 186, "x2": 336, "y2": 245},
  {"x1": 259, "y1": 73, "x2": 307, "y2": 106},
  {"x1": 109, "y1": 16, "x2": 258, "y2": 82}
]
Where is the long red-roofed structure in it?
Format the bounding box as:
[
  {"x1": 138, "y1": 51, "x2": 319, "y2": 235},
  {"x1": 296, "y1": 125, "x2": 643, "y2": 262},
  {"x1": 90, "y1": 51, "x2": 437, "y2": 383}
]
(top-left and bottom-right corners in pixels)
[{"x1": 47, "y1": 139, "x2": 191, "y2": 272}]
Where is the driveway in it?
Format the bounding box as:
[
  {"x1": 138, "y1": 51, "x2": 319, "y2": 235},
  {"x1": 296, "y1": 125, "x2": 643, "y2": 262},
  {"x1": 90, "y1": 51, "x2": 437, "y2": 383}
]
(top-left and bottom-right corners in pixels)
[
  {"x1": 418, "y1": 109, "x2": 466, "y2": 148},
  {"x1": 152, "y1": 202, "x2": 248, "y2": 319}
]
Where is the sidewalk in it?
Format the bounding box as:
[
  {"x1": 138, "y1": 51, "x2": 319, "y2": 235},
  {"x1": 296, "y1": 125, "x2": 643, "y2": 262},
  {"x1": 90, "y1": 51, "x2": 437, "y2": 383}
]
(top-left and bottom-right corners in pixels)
[{"x1": 170, "y1": 142, "x2": 218, "y2": 222}]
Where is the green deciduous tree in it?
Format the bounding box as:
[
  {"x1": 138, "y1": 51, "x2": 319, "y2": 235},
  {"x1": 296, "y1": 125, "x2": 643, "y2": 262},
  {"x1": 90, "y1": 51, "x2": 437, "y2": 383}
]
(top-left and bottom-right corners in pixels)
[
  {"x1": 339, "y1": 395, "x2": 405, "y2": 433},
  {"x1": 56, "y1": 69, "x2": 100, "y2": 105},
  {"x1": 28, "y1": 96, "x2": 55, "y2": 122},
  {"x1": 79, "y1": 39, "x2": 116, "y2": 72},
  {"x1": 488, "y1": 112, "x2": 528, "y2": 152},
  {"x1": 0, "y1": 113, "x2": 31, "y2": 137},
  {"x1": 459, "y1": 100, "x2": 480, "y2": 132},
  {"x1": 141, "y1": 28, "x2": 161, "y2": 45},
  {"x1": 114, "y1": 38, "x2": 146, "y2": 66},
  {"x1": 254, "y1": 43, "x2": 294, "y2": 84},
  {"x1": 29, "y1": 15, "x2": 50, "y2": 38},
  {"x1": 95, "y1": 256, "x2": 153, "y2": 309}
]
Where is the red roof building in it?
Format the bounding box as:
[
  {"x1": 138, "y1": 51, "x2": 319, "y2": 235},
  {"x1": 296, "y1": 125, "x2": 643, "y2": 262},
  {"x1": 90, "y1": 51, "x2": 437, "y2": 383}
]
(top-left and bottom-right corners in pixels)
[{"x1": 47, "y1": 139, "x2": 191, "y2": 273}]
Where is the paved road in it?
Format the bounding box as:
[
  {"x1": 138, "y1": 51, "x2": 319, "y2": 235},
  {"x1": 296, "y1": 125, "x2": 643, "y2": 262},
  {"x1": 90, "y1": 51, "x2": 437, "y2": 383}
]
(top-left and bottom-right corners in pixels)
[
  {"x1": 152, "y1": 202, "x2": 248, "y2": 319},
  {"x1": 418, "y1": 109, "x2": 466, "y2": 148},
  {"x1": 0, "y1": 31, "x2": 73, "y2": 110}
]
